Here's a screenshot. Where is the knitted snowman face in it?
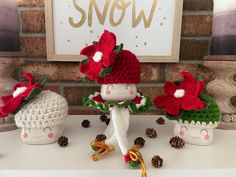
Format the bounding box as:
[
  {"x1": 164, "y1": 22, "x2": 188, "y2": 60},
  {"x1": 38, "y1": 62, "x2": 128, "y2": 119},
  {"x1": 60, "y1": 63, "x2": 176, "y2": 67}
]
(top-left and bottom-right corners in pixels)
[
  {"x1": 173, "y1": 122, "x2": 214, "y2": 146},
  {"x1": 21, "y1": 124, "x2": 64, "y2": 145},
  {"x1": 101, "y1": 84, "x2": 137, "y2": 101}
]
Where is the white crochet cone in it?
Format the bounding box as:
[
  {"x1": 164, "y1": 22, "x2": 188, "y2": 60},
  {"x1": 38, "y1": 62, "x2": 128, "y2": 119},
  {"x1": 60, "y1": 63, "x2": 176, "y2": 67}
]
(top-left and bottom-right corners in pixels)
[{"x1": 15, "y1": 90, "x2": 68, "y2": 145}]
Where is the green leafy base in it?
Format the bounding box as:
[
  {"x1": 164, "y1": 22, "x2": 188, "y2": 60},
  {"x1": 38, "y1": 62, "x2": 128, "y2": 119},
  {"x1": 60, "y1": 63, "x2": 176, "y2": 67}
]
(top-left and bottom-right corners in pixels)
[
  {"x1": 83, "y1": 91, "x2": 151, "y2": 113},
  {"x1": 166, "y1": 94, "x2": 221, "y2": 125}
]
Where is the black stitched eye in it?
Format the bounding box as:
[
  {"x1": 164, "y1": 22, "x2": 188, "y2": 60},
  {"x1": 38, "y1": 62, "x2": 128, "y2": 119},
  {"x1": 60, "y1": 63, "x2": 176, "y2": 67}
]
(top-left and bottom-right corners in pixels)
[
  {"x1": 24, "y1": 128, "x2": 31, "y2": 133},
  {"x1": 180, "y1": 126, "x2": 188, "y2": 131},
  {"x1": 126, "y1": 84, "x2": 132, "y2": 90},
  {"x1": 200, "y1": 129, "x2": 208, "y2": 134},
  {"x1": 43, "y1": 127, "x2": 52, "y2": 132},
  {"x1": 107, "y1": 84, "x2": 114, "y2": 90}
]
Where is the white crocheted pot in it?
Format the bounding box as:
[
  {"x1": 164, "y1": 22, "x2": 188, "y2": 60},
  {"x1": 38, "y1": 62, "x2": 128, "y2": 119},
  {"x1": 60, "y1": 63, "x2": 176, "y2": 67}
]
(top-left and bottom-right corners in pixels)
[
  {"x1": 15, "y1": 90, "x2": 68, "y2": 145},
  {"x1": 173, "y1": 121, "x2": 216, "y2": 146}
]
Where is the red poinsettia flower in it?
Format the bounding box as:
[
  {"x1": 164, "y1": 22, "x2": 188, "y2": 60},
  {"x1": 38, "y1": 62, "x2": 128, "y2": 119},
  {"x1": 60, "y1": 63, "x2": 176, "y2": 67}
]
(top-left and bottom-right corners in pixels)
[
  {"x1": 80, "y1": 30, "x2": 117, "y2": 80},
  {"x1": 0, "y1": 73, "x2": 42, "y2": 118},
  {"x1": 153, "y1": 72, "x2": 205, "y2": 116}
]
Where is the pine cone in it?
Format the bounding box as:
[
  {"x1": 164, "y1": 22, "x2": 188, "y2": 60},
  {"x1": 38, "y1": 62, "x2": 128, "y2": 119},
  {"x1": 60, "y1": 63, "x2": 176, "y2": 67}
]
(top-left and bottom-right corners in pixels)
[
  {"x1": 81, "y1": 119, "x2": 90, "y2": 128},
  {"x1": 95, "y1": 134, "x2": 107, "y2": 142},
  {"x1": 169, "y1": 136, "x2": 185, "y2": 149},
  {"x1": 105, "y1": 118, "x2": 110, "y2": 125},
  {"x1": 134, "y1": 137, "x2": 146, "y2": 148},
  {"x1": 151, "y1": 155, "x2": 163, "y2": 168},
  {"x1": 145, "y1": 128, "x2": 157, "y2": 138},
  {"x1": 58, "y1": 136, "x2": 68, "y2": 147},
  {"x1": 100, "y1": 114, "x2": 108, "y2": 122},
  {"x1": 156, "y1": 117, "x2": 165, "y2": 125}
]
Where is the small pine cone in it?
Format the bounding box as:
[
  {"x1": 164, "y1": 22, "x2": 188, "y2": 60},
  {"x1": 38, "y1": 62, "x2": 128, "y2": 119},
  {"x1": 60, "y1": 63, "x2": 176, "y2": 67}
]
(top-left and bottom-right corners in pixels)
[
  {"x1": 134, "y1": 137, "x2": 146, "y2": 148},
  {"x1": 156, "y1": 117, "x2": 165, "y2": 125},
  {"x1": 58, "y1": 136, "x2": 68, "y2": 147},
  {"x1": 105, "y1": 118, "x2": 110, "y2": 125},
  {"x1": 95, "y1": 134, "x2": 107, "y2": 142},
  {"x1": 81, "y1": 119, "x2": 90, "y2": 128},
  {"x1": 169, "y1": 136, "x2": 185, "y2": 149},
  {"x1": 145, "y1": 128, "x2": 157, "y2": 138},
  {"x1": 151, "y1": 155, "x2": 163, "y2": 168},
  {"x1": 100, "y1": 114, "x2": 108, "y2": 122}
]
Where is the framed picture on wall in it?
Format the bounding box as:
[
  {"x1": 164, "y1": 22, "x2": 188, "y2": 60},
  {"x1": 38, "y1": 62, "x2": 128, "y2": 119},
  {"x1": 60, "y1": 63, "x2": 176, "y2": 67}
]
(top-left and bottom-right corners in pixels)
[{"x1": 45, "y1": 0, "x2": 183, "y2": 62}]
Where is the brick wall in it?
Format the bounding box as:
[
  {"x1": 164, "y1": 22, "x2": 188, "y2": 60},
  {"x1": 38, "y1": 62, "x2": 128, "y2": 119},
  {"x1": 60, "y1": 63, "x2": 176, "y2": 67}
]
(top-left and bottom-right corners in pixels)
[{"x1": 16, "y1": 0, "x2": 213, "y2": 115}]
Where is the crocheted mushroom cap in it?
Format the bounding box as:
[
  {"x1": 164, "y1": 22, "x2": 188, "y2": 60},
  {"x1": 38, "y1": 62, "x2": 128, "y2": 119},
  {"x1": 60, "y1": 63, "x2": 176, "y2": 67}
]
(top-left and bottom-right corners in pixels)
[{"x1": 15, "y1": 90, "x2": 68, "y2": 128}]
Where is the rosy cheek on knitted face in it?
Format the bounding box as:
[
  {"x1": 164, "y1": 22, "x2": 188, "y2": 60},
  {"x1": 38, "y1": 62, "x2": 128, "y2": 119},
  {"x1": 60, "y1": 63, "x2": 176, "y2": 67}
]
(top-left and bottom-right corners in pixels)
[
  {"x1": 179, "y1": 130, "x2": 185, "y2": 136},
  {"x1": 23, "y1": 133, "x2": 28, "y2": 139},
  {"x1": 204, "y1": 134, "x2": 210, "y2": 140},
  {"x1": 48, "y1": 132, "x2": 53, "y2": 138},
  {"x1": 129, "y1": 90, "x2": 135, "y2": 95},
  {"x1": 106, "y1": 90, "x2": 111, "y2": 95}
]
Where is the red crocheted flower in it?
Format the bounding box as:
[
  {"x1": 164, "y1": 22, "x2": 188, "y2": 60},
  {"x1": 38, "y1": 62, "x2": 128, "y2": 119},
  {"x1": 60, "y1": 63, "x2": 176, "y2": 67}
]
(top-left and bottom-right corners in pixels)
[
  {"x1": 153, "y1": 72, "x2": 205, "y2": 116},
  {"x1": 0, "y1": 73, "x2": 42, "y2": 118},
  {"x1": 80, "y1": 30, "x2": 117, "y2": 80}
]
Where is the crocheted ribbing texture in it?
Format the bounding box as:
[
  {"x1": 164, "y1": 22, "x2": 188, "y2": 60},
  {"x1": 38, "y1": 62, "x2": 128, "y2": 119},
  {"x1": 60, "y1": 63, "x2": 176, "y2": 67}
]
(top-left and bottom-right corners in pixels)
[{"x1": 15, "y1": 90, "x2": 68, "y2": 128}]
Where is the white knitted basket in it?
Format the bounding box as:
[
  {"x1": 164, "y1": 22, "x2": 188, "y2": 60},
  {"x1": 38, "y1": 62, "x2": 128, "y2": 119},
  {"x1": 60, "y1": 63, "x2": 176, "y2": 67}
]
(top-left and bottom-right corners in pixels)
[{"x1": 15, "y1": 90, "x2": 68, "y2": 128}]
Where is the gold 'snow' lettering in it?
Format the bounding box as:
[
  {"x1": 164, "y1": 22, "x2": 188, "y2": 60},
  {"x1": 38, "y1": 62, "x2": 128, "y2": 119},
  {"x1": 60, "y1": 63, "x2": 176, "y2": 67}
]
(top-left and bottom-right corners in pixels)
[{"x1": 69, "y1": 0, "x2": 158, "y2": 28}]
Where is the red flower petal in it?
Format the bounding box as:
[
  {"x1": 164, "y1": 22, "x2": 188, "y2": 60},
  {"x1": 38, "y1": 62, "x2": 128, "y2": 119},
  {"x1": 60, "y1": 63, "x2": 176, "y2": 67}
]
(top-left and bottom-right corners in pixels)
[
  {"x1": 1, "y1": 95, "x2": 13, "y2": 105},
  {"x1": 195, "y1": 80, "x2": 204, "y2": 96},
  {"x1": 153, "y1": 95, "x2": 169, "y2": 108},
  {"x1": 92, "y1": 94, "x2": 106, "y2": 103},
  {"x1": 181, "y1": 72, "x2": 196, "y2": 96},
  {"x1": 86, "y1": 61, "x2": 103, "y2": 80},
  {"x1": 0, "y1": 96, "x2": 23, "y2": 118},
  {"x1": 181, "y1": 95, "x2": 205, "y2": 111},
  {"x1": 164, "y1": 81, "x2": 180, "y2": 96},
  {"x1": 97, "y1": 30, "x2": 116, "y2": 54},
  {"x1": 80, "y1": 45, "x2": 97, "y2": 59},
  {"x1": 133, "y1": 96, "x2": 142, "y2": 104},
  {"x1": 80, "y1": 61, "x2": 91, "y2": 75},
  {"x1": 164, "y1": 97, "x2": 182, "y2": 116},
  {"x1": 13, "y1": 82, "x2": 27, "y2": 90},
  {"x1": 102, "y1": 52, "x2": 117, "y2": 67},
  {"x1": 22, "y1": 73, "x2": 34, "y2": 86}
]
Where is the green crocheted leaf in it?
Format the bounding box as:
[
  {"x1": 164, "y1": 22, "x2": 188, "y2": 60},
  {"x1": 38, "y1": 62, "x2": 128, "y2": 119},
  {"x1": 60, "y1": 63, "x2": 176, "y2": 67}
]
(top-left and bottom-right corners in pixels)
[
  {"x1": 92, "y1": 41, "x2": 98, "y2": 45},
  {"x1": 99, "y1": 66, "x2": 113, "y2": 78},
  {"x1": 40, "y1": 77, "x2": 47, "y2": 88},
  {"x1": 166, "y1": 94, "x2": 221, "y2": 125},
  {"x1": 81, "y1": 58, "x2": 90, "y2": 64},
  {"x1": 127, "y1": 160, "x2": 141, "y2": 169},
  {"x1": 82, "y1": 76, "x2": 94, "y2": 83},
  {"x1": 114, "y1": 43, "x2": 123, "y2": 54}
]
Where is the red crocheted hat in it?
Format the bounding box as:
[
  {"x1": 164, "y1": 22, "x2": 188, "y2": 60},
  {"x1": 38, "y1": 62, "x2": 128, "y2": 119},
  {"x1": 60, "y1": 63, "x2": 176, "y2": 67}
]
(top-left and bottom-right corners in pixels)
[{"x1": 80, "y1": 30, "x2": 141, "y2": 85}]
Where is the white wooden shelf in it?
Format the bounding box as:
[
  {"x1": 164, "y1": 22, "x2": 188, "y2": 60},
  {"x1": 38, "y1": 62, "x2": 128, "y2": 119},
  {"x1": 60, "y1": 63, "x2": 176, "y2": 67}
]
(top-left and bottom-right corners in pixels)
[{"x1": 0, "y1": 115, "x2": 236, "y2": 177}]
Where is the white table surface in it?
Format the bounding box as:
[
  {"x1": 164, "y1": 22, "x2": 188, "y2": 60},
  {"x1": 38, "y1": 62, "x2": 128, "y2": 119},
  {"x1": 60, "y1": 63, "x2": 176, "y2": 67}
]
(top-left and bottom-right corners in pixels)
[{"x1": 0, "y1": 115, "x2": 236, "y2": 177}]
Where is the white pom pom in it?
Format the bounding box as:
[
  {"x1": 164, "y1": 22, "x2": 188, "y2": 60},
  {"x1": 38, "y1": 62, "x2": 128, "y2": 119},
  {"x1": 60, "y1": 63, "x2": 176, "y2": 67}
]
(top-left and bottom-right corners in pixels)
[
  {"x1": 93, "y1": 51, "x2": 103, "y2": 62},
  {"x1": 13, "y1": 87, "x2": 27, "y2": 98},
  {"x1": 174, "y1": 89, "x2": 185, "y2": 98}
]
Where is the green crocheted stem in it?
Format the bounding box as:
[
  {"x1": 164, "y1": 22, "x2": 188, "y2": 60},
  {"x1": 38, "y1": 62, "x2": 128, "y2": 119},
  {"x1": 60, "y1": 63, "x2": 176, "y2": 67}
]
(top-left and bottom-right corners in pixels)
[
  {"x1": 166, "y1": 94, "x2": 221, "y2": 124},
  {"x1": 127, "y1": 160, "x2": 141, "y2": 169}
]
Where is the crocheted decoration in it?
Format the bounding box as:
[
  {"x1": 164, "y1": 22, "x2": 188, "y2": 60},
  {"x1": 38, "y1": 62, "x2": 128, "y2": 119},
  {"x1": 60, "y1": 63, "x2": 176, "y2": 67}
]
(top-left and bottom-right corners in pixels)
[
  {"x1": 154, "y1": 72, "x2": 221, "y2": 127},
  {"x1": 169, "y1": 136, "x2": 185, "y2": 149},
  {"x1": 100, "y1": 114, "x2": 108, "y2": 122},
  {"x1": 145, "y1": 128, "x2": 157, "y2": 138},
  {"x1": 58, "y1": 136, "x2": 69, "y2": 147},
  {"x1": 81, "y1": 119, "x2": 90, "y2": 128},
  {"x1": 95, "y1": 134, "x2": 107, "y2": 142},
  {"x1": 0, "y1": 73, "x2": 47, "y2": 118},
  {"x1": 151, "y1": 155, "x2": 163, "y2": 168},
  {"x1": 134, "y1": 137, "x2": 146, "y2": 148},
  {"x1": 80, "y1": 30, "x2": 124, "y2": 81},
  {"x1": 97, "y1": 50, "x2": 141, "y2": 84},
  {"x1": 156, "y1": 117, "x2": 165, "y2": 125},
  {"x1": 15, "y1": 90, "x2": 68, "y2": 128},
  {"x1": 153, "y1": 72, "x2": 205, "y2": 116},
  {"x1": 83, "y1": 91, "x2": 151, "y2": 113},
  {"x1": 167, "y1": 94, "x2": 221, "y2": 127}
]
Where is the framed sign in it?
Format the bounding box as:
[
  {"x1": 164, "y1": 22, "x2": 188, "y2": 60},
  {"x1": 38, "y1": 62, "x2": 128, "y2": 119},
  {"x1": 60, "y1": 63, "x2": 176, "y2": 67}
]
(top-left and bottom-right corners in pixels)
[{"x1": 45, "y1": 0, "x2": 183, "y2": 62}]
